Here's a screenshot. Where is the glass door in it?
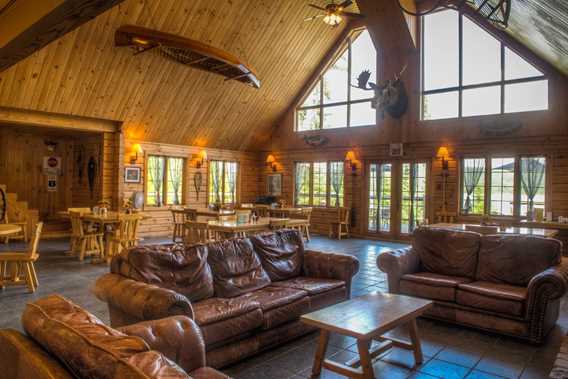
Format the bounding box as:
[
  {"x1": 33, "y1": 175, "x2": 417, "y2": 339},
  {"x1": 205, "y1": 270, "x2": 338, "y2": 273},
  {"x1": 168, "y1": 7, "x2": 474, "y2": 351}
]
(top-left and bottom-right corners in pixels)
[
  {"x1": 400, "y1": 162, "x2": 428, "y2": 235},
  {"x1": 368, "y1": 162, "x2": 393, "y2": 234}
]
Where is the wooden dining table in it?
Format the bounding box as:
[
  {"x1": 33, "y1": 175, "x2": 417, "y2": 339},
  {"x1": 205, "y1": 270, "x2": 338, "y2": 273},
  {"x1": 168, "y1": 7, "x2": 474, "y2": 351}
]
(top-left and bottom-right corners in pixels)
[
  {"x1": 0, "y1": 224, "x2": 21, "y2": 237},
  {"x1": 207, "y1": 217, "x2": 289, "y2": 238},
  {"x1": 192, "y1": 208, "x2": 236, "y2": 219},
  {"x1": 268, "y1": 207, "x2": 305, "y2": 217}
]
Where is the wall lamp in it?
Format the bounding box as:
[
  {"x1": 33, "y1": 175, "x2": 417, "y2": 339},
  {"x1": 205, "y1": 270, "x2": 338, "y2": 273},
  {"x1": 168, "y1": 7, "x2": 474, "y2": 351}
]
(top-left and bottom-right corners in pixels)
[
  {"x1": 266, "y1": 154, "x2": 277, "y2": 172},
  {"x1": 195, "y1": 149, "x2": 208, "y2": 169},
  {"x1": 436, "y1": 146, "x2": 450, "y2": 173},
  {"x1": 345, "y1": 150, "x2": 357, "y2": 175},
  {"x1": 130, "y1": 143, "x2": 143, "y2": 164}
]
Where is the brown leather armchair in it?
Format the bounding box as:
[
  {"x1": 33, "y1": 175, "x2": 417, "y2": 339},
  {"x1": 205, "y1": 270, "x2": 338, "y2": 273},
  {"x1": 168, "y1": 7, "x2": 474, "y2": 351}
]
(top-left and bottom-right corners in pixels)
[
  {"x1": 378, "y1": 227, "x2": 568, "y2": 344},
  {"x1": 95, "y1": 230, "x2": 359, "y2": 368},
  {"x1": 0, "y1": 295, "x2": 229, "y2": 379}
]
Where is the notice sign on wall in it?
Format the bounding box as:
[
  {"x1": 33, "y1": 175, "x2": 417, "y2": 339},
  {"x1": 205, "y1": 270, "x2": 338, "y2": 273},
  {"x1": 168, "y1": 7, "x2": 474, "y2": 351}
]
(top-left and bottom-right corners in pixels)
[
  {"x1": 43, "y1": 156, "x2": 62, "y2": 175},
  {"x1": 47, "y1": 176, "x2": 57, "y2": 192}
]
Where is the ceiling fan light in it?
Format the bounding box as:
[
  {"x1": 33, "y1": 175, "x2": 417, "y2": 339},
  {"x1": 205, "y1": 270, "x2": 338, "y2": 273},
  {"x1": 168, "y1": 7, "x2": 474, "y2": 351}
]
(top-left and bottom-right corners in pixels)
[{"x1": 323, "y1": 13, "x2": 342, "y2": 26}]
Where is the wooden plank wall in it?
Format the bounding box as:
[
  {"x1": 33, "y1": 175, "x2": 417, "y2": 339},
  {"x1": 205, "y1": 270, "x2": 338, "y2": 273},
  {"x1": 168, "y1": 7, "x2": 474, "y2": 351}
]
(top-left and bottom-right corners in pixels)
[
  {"x1": 0, "y1": 126, "x2": 103, "y2": 219},
  {"x1": 122, "y1": 139, "x2": 260, "y2": 238},
  {"x1": 260, "y1": 137, "x2": 568, "y2": 240}
]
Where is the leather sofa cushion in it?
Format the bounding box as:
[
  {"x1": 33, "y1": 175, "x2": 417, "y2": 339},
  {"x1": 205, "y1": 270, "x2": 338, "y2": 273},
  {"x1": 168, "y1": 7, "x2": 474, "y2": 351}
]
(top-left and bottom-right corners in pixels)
[
  {"x1": 236, "y1": 286, "x2": 308, "y2": 311},
  {"x1": 199, "y1": 308, "x2": 264, "y2": 347},
  {"x1": 111, "y1": 243, "x2": 214, "y2": 302},
  {"x1": 270, "y1": 276, "x2": 345, "y2": 295},
  {"x1": 21, "y1": 295, "x2": 190, "y2": 379},
  {"x1": 400, "y1": 279, "x2": 456, "y2": 302},
  {"x1": 207, "y1": 238, "x2": 271, "y2": 298},
  {"x1": 414, "y1": 227, "x2": 481, "y2": 278},
  {"x1": 477, "y1": 235, "x2": 562, "y2": 286},
  {"x1": 250, "y1": 230, "x2": 305, "y2": 281},
  {"x1": 190, "y1": 367, "x2": 231, "y2": 379},
  {"x1": 457, "y1": 281, "x2": 527, "y2": 317},
  {"x1": 262, "y1": 297, "x2": 310, "y2": 329},
  {"x1": 192, "y1": 297, "x2": 261, "y2": 326},
  {"x1": 401, "y1": 272, "x2": 472, "y2": 288}
]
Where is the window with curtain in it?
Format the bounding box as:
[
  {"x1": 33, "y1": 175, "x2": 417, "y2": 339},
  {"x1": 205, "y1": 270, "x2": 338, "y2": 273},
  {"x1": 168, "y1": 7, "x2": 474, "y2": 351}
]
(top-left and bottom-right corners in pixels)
[
  {"x1": 294, "y1": 161, "x2": 344, "y2": 207},
  {"x1": 422, "y1": 9, "x2": 548, "y2": 121},
  {"x1": 146, "y1": 155, "x2": 185, "y2": 207},
  {"x1": 401, "y1": 162, "x2": 427, "y2": 234},
  {"x1": 368, "y1": 163, "x2": 392, "y2": 233},
  {"x1": 296, "y1": 28, "x2": 377, "y2": 131},
  {"x1": 459, "y1": 156, "x2": 546, "y2": 217},
  {"x1": 329, "y1": 161, "x2": 344, "y2": 207},
  {"x1": 208, "y1": 160, "x2": 238, "y2": 205},
  {"x1": 461, "y1": 158, "x2": 485, "y2": 215}
]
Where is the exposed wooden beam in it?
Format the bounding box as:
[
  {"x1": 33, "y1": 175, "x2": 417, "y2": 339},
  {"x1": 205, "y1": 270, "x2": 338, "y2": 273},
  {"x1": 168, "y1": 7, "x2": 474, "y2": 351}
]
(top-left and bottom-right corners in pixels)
[
  {"x1": 0, "y1": 107, "x2": 119, "y2": 133},
  {"x1": 0, "y1": 0, "x2": 125, "y2": 72}
]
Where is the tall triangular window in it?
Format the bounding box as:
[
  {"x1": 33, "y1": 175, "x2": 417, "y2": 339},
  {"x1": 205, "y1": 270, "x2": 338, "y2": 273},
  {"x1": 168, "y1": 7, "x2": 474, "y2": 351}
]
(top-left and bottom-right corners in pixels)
[
  {"x1": 421, "y1": 9, "x2": 548, "y2": 120},
  {"x1": 296, "y1": 28, "x2": 377, "y2": 131}
]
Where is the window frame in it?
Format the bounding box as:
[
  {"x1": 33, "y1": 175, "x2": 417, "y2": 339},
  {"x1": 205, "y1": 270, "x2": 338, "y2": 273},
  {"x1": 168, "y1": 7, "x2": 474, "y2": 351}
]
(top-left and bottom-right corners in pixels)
[
  {"x1": 400, "y1": 160, "x2": 429, "y2": 235},
  {"x1": 145, "y1": 154, "x2": 186, "y2": 208},
  {"x1": 208, "y1": 160, "x2": 239, "y2": 206},
  {"x1": 293, "y1": 161, "x2": 345, "y2": 208},
  {"x1": 367, "y1": 161, "x2": 393, "y2": 234},
  {"x1": 459, "y1": 155, "x2": 548, "y2": 218},
  {"x1": 295, "y1": 27, "x2": 377, "y2": 132},
  {"x1": 420, "y1": 9, "x2": 548, "y2": 121}
]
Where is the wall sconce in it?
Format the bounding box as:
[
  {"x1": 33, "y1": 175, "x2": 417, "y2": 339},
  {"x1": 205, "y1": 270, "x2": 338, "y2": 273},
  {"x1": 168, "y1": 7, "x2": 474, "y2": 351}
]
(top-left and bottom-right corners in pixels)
[
  {"x1": 130, "y1": 143, "x2": 143, "y2": 164},
  {"x1": 196, "y1": 149, "x2": 208, "y2": 169},
  {"x1": 266, "y1": 154, "x2": 277, "y2": 172},
  {"x1": 345, "y1": 150, "x2": 357, "y2": 175},
  {"x1": 436, "y1": 146, "x2": 450, "y2": 173}
]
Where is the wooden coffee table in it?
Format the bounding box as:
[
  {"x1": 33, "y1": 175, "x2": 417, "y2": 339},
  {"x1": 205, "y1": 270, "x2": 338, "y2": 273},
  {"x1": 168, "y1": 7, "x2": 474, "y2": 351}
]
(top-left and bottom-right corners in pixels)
[{"x1": 301, "y1": 292, "x2": 433, "y2": 379}]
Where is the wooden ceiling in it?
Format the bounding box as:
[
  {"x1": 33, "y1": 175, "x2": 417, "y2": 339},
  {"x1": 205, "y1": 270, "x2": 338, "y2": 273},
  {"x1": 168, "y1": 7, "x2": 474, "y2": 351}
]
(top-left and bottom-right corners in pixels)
[
  {"x1": 0, "y1": 0, "x2": 355, "y2": 150},
  {"x1": 506, "y1": 0, "x2": 568, "y2": 76}
]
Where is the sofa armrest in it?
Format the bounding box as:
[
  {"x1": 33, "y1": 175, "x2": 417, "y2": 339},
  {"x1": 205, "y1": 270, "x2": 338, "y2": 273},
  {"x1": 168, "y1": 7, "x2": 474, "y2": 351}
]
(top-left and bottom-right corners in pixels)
[
  {"x1": 93, "y1": 274, "x2": 194, "y2": 323},
  {"x1": 526, "y1": 258, "x2": 568, "y2": 343},
  {"x1": 303, "y1": 250, "x2": 359, "y2": 294},
  {"x1": 118, "y1": 316, "x2": 205, "y2": 374},
  {"x1": 377, "y1": 247, "x2": 420, "y2": 294}
]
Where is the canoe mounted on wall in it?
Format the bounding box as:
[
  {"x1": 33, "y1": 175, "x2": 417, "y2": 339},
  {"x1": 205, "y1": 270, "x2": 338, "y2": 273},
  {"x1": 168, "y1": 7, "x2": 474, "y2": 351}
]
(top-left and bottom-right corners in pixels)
[{"x1": 115, "y1": 25, "x2": 261, "y2": 89}]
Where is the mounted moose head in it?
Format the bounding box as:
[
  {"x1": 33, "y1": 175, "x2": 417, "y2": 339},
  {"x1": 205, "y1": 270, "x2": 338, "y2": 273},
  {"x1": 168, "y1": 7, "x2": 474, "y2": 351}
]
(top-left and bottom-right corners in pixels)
[{"x1": 354, "y1": 65, "x2": 408, "y2": 119}]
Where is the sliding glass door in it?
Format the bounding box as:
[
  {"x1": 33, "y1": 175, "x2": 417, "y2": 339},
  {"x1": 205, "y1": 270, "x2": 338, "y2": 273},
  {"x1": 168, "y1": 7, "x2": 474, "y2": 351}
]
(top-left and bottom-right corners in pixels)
[{"x1": 368, "y1": 162, "x2": 393, "y2": 233}]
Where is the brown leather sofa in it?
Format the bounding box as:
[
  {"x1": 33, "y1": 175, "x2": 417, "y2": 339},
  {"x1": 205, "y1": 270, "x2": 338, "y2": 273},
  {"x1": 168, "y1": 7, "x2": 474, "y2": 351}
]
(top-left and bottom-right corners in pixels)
[
  {"x1": 378, "y1": 227, "x2": 568, "y2": 344},
  {"x1": 95, "y1": 230, "x2": 359, "y2": 368},
  {"x1": 0, "y1": 295, "x2": 229, "y2": 379}
]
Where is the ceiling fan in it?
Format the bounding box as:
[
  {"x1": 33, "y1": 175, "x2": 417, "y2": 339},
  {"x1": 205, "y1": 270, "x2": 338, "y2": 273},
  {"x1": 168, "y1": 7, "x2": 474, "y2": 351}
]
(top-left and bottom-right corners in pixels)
[{"x1": 304, "y1": 0, "x2": 364, "y2": 27}]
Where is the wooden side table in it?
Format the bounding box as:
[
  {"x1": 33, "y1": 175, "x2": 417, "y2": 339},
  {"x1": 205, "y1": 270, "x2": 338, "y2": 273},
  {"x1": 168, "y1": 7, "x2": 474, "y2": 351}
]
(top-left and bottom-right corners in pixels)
[{"x1": 301, "y1": 292, "x2": 432, "y2": 379}]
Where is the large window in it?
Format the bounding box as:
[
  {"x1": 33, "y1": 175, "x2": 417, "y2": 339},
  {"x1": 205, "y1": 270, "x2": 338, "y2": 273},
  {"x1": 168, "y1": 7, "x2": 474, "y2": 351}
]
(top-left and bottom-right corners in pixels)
[
  {"x1": 459, "y1": 156, "x2": 546, "y2": 217},
  {"x1": 146, "y1": 156, "x2": 185, "y2": 207},
  {"x1": 294, "y1": 161, "x2": 344, "y2": 207},
  {"x1": 421, "y1": 10, "x2": 548, "y2": 120},
  {"x1": 368, "y1": 163, "x2": 392, "y2": 233},
  {"x1": 208, "y1": 160, "x2": 238, "y2": 205},
  {"x1": 401, "y1": 162, "x2": 427, "y2": 234},
  {"x1": 296, "y1": 29, "x2": 377, "y2": 131}
]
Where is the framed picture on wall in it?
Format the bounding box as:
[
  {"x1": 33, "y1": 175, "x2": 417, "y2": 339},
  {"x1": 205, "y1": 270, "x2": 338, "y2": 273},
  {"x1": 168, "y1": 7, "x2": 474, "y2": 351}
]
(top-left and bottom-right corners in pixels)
[
  {"x1": 124, "y1": 166, "x2": 141, "y2": 183},
  {"x1": 267, "y1": 174, "x2": 282, "y2": 196}
]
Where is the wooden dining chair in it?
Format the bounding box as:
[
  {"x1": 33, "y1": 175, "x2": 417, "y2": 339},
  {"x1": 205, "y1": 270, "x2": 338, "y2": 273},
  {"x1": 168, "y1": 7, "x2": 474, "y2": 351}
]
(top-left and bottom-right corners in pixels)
[
  {"x1": 183, "y1": 208, "x2": 198, "y2": 222},
  {"x1": 183, "y1": 221, "x2": 212, "y2": 245},
  {"x1": 269, "y1": 218, "x2": 289, "y2": 231},
  {"x1": 109, "y1": 214, "x2": 141, "y2": 262},
  {"x1": 171, "y1": 209, "x2": 186, "y2": 243},
  {"x1": 254, "y1": 205, "x2": 270, "y2": 217},
  {"x1": 329, "y1": 207, "x2": 351, "y2": 240},
  {"x1": 291, "y1": 207, "x2": 312, "y2": 241},
  {"x1": 69, "y1": 211, "x2": 104, "y2": 261},
  {"x1": 0, "y1": 222, "x2": 43, "y2": 293},
  {"x1": 1, "y1": 204, "x2": 28, "y2": 244}
]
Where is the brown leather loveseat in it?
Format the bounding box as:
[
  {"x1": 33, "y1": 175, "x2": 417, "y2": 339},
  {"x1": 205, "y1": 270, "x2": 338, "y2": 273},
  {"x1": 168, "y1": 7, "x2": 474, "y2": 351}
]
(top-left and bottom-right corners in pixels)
[
  {"x1": 378, "y1": 227, "x2": 568, "y2": 343},
  {"x1": 0, "y1": 295, "x2": 229, "y2": 379},
  {"x1": 95, "y1": 230, "x2": 359, "y2": 368}
]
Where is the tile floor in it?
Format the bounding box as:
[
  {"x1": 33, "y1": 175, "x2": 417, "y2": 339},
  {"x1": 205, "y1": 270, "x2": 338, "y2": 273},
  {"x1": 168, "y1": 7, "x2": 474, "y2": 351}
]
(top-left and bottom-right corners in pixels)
[{"x1": 0, "y1": 236, "x2": 564, "y2": 379}]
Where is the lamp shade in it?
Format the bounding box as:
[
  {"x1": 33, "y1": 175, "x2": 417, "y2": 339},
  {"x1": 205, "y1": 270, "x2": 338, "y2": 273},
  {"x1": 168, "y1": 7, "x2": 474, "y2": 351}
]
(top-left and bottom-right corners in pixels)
[
  {"x1": 132, "y1": 143, "x2": 143, "y2": 154},
  {"x1": 345, "y1": 150, "x2": 356, "y2": 162},
  {"x1": 436, "y1": 146, "x2": 449, "y2": 159},
  {"x1": 266, "y1": 154, "x2": 276, "y2": 164},
  {"x1": 199, "y1": 149, "x2": 208, "y2": 161}
]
